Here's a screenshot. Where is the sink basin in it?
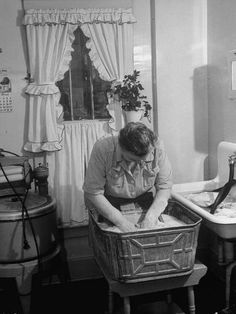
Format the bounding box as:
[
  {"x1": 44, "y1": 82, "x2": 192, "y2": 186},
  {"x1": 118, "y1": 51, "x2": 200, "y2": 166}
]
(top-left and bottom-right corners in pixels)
[{"x1": 171, "y1": 141, "x2": 236, "y2": 240}]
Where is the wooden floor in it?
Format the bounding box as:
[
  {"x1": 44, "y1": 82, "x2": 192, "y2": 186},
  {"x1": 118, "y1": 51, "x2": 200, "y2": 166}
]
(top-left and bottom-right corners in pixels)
[
  {"x1": 29, "y1": 269, "x2": 227, "y2": 314},
  {"x1": 0, "y1": 268, "x2": 228, "y2": 314}
]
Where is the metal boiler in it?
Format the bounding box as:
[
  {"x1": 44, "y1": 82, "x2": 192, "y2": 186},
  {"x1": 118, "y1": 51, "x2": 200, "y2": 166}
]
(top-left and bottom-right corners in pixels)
[{"x1": 0, "y1": 193, "x2": 58, "y2": 263}]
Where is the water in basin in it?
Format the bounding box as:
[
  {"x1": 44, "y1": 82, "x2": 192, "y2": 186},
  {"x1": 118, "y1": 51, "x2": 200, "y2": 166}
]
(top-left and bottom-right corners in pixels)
[
  {"x1": 183, "y1": 190, "x2": 236, "y2": 219},
  {"x1": 98, "y1": 213, "x2": 186, "y2": 233}
]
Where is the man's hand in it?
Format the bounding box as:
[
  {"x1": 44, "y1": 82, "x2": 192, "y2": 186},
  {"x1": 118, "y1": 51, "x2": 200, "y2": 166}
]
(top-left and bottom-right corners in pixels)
[
  {"x1": 117, "y1": 217, "x2": 138, "y2": 233},
  {"x1": 139, "y1": 194, "x2": 169, "y2": 229},
  {"x1": 139, "y1": 212, "x2": 165, "y2": 229}
]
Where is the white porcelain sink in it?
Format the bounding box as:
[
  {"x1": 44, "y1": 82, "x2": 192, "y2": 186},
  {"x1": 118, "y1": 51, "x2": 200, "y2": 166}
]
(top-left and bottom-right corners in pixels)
[{"x1": 171, "y1": 141, "x2": 236, "y2": 239}]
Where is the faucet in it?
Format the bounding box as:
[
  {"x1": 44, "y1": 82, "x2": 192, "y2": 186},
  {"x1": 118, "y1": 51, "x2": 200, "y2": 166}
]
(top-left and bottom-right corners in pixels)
[{"x1": 209, "y1": 153, "x2": 236, "y2": 214}]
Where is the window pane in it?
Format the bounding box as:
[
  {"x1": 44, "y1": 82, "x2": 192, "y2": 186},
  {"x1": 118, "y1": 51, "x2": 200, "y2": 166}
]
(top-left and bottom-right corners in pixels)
[
  {"x1": 57, "y1": 27, "x2": 111, "y2": 121},
  {"x1": 92, "y1": 67, "x2": 111, "y2": 119}
]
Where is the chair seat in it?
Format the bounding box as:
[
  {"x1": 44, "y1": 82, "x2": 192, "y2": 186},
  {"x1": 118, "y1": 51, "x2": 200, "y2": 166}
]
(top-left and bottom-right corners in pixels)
[{"x1": 96, "y1": 258, "x2": 207, "y2": 314}]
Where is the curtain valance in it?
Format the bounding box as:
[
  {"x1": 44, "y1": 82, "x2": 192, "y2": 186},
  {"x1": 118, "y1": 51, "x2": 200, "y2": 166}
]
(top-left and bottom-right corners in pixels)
[{"x1": 23, "y1": 8, "x2": 136, "y2": 25}]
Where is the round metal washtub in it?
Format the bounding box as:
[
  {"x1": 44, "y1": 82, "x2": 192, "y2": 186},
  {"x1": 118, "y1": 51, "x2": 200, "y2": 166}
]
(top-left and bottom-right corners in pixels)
[{"x1": 0, "y1": 192, "x2": 58, "y2": 263}]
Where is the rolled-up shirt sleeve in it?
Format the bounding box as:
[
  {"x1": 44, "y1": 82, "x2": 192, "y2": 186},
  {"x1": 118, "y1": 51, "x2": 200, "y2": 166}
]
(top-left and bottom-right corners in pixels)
[
  {"x1": 83, "y1": 141, "x2": 106, "y2": 195},
  {"x1": 155, "y1": 140, "x2": 173, "y2": 190}
]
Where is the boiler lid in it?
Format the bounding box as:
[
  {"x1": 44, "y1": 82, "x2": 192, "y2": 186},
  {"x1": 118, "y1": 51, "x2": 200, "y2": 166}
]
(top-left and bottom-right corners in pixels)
[{"x1": 0, "y1": 192, "x2": 56, "y2": 220}]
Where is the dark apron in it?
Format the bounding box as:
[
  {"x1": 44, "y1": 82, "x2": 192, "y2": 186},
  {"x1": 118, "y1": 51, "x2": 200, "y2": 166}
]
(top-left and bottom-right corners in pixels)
[
  {"x1": 104, "y1": 191, "x2": 165, "y2": 224},
  {"x1": 104, "y1": 191, "x2": 154, "y2": 211}
]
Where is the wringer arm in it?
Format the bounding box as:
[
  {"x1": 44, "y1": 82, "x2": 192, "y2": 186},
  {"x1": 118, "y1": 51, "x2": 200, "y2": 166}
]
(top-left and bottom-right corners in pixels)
[{"x1": 209, "y1": 153, "x2": 236, "y2": 214}]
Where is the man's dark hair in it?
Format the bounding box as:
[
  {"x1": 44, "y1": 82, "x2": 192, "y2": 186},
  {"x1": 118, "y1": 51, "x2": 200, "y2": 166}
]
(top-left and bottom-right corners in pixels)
[{"x1": 118, "y1": 122, "x2": 157, "y2": 156}]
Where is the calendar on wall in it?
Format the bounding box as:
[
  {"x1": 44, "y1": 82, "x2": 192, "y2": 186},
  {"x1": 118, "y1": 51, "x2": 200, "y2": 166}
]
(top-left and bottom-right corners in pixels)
[{"x1": 0, "y1": 68, "x2": 13, "y2": 113}]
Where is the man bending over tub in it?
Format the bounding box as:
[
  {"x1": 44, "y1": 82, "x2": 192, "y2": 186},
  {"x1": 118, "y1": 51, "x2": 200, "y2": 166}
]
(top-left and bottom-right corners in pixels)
[{"x1": 83, "y1": 122, "x2": 173, "y2": 232}]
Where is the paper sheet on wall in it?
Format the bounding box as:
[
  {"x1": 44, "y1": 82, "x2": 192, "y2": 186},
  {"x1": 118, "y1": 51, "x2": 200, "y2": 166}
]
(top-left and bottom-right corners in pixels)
[{"x1": 0, "y1": 68, "x2": 13, "y2": 113}]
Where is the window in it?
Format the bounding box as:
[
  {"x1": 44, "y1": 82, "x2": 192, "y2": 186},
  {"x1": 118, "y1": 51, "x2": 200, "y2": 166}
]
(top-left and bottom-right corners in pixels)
[{"x1": 57, "y1": 27, "x2": 111, "y2": 121}]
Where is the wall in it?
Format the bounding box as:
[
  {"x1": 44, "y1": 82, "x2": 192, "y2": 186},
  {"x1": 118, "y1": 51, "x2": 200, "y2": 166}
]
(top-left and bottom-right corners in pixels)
[
  {"x1": 23, "y1": 0, "x2": 132, "y2": 9},
  {"x1": 133, "y1": 0, "x2": 153, "y2": 129},
  {"x1": 0, "y1": 0, "x2": 209, "y2": 185},
  {"x1": 0, "y1": 0, "x2": 27, "y2": 155},
  {"x1": 207, "y1": 0, "x2": 236, "y2": 179},
  {"x1": 155, "y1": 0, "x2": 209, "y2": 183}
]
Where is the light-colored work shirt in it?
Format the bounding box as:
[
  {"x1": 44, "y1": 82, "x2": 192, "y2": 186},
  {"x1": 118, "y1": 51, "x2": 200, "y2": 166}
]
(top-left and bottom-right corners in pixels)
[{"x1": 83, "y1": 135, "x2": 172, "y2": 199}]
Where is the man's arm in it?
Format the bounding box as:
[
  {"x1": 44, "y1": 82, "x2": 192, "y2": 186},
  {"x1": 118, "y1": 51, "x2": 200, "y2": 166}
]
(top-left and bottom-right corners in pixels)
[
  {"x1": 84, "y1": 140, "x2": 137, "y2": 232},
  {"x1": 141, "y1": 188, "x2": 171, "y2": 228},
  {"x1": 141, "y1": 140, "x2": 172, "y2": 228},
  {"x1": 85, "y1": 192, "x2": 137, "y2": 232}
]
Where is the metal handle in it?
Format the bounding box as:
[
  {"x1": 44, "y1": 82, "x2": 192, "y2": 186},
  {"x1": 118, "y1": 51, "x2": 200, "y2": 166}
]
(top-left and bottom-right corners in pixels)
[{"x1": 228, "y1": 153, "x2": 236, "y2": 164}]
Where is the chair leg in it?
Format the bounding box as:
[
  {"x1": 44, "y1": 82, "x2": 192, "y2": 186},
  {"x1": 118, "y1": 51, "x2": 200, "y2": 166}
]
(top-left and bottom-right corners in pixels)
[
  {"x1": 187, "y1": 286, "x2": 195, "y2": 314},
  {"x1": 108, "y1": 287, "x2": 114, "y2": 314},
  {"x1": 123, "y1": 296, "x2": 131, "y2": 314},
  {"x1": 225, "y1": 261, "x2": 236, "y2": 308},
  {"x1": 166, "y1": 291, "x2": 172, "y2": 304}
]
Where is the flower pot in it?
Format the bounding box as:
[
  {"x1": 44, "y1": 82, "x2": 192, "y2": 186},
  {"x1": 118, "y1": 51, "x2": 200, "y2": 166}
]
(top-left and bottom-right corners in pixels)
[{"x1": 123, "y1": 109, "x2": 144, "y2": 124}]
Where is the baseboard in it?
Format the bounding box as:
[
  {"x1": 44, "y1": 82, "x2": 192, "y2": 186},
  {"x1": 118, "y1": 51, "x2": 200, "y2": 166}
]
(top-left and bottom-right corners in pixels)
[
  {"x1": 57, "y1": 224, "x2": 103, "y2": 282},
  {"x1": 67, "y1": 256, "x2": 103, "y2": 281}
]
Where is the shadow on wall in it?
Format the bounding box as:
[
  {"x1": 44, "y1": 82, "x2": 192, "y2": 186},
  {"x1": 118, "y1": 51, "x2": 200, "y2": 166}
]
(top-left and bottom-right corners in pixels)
[
  {"x1": 192, "y1": 65, "x2": 209, "y2": 180},
  {"x1": 206, "y1": 65, "x2": 225, "y2": 179},
  {"x1": 192, "y1": 65, "x2": 224, "y2": 180}
]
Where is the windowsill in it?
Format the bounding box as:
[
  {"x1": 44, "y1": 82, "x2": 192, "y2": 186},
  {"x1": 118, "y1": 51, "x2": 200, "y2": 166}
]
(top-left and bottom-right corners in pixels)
[{"x1": 62, "y1": 119, "x2": 109, "y2": 125}]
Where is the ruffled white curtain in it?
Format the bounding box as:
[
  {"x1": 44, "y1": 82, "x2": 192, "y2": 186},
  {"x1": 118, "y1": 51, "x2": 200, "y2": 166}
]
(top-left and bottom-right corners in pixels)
[
  {"x1": 23, "y1": 8, "x2": 136, "y2": 225},
  {"x1": 46, "y1": 121, "x2": 112, "y2": 226},
  {"x1": 81, "y1": 22, "x2": 134, "y2": 131},
  {"x1": 23, "y1": 8, "x2": 136, "y2": 152},
  {"x1": 23, "y1": 22, "x2": 77, "y2": 152}
]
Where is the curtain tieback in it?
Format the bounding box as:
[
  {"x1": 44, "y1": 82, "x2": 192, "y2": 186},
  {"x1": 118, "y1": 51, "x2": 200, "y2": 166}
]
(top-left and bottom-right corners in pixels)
[{"x1": 25, "y1": 83, "x2": 59, "y2": 95}]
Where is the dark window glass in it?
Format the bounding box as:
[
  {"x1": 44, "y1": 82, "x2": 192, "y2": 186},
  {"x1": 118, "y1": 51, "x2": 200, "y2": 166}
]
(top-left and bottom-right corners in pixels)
[{"x1": 57, "y1": 27, "x2": 111, "y2": 121}]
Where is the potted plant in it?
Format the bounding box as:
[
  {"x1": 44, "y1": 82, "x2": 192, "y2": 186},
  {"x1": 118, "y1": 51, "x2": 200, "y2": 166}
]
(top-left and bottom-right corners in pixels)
[{"x1": 109, "y1": 70, "x2": 152, "y2": 123}]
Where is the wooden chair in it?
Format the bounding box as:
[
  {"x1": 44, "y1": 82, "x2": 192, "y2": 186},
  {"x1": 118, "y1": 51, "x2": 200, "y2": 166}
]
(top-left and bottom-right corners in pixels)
[{"x1": 97, "y1": 258, "x2": 207, "y2": 314}]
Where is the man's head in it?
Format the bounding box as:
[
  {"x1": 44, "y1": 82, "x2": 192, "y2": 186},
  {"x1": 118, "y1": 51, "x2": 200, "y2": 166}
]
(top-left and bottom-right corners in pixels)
[{"x1": 118, "y1": 122, "x2": 157, "y2": 160}]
